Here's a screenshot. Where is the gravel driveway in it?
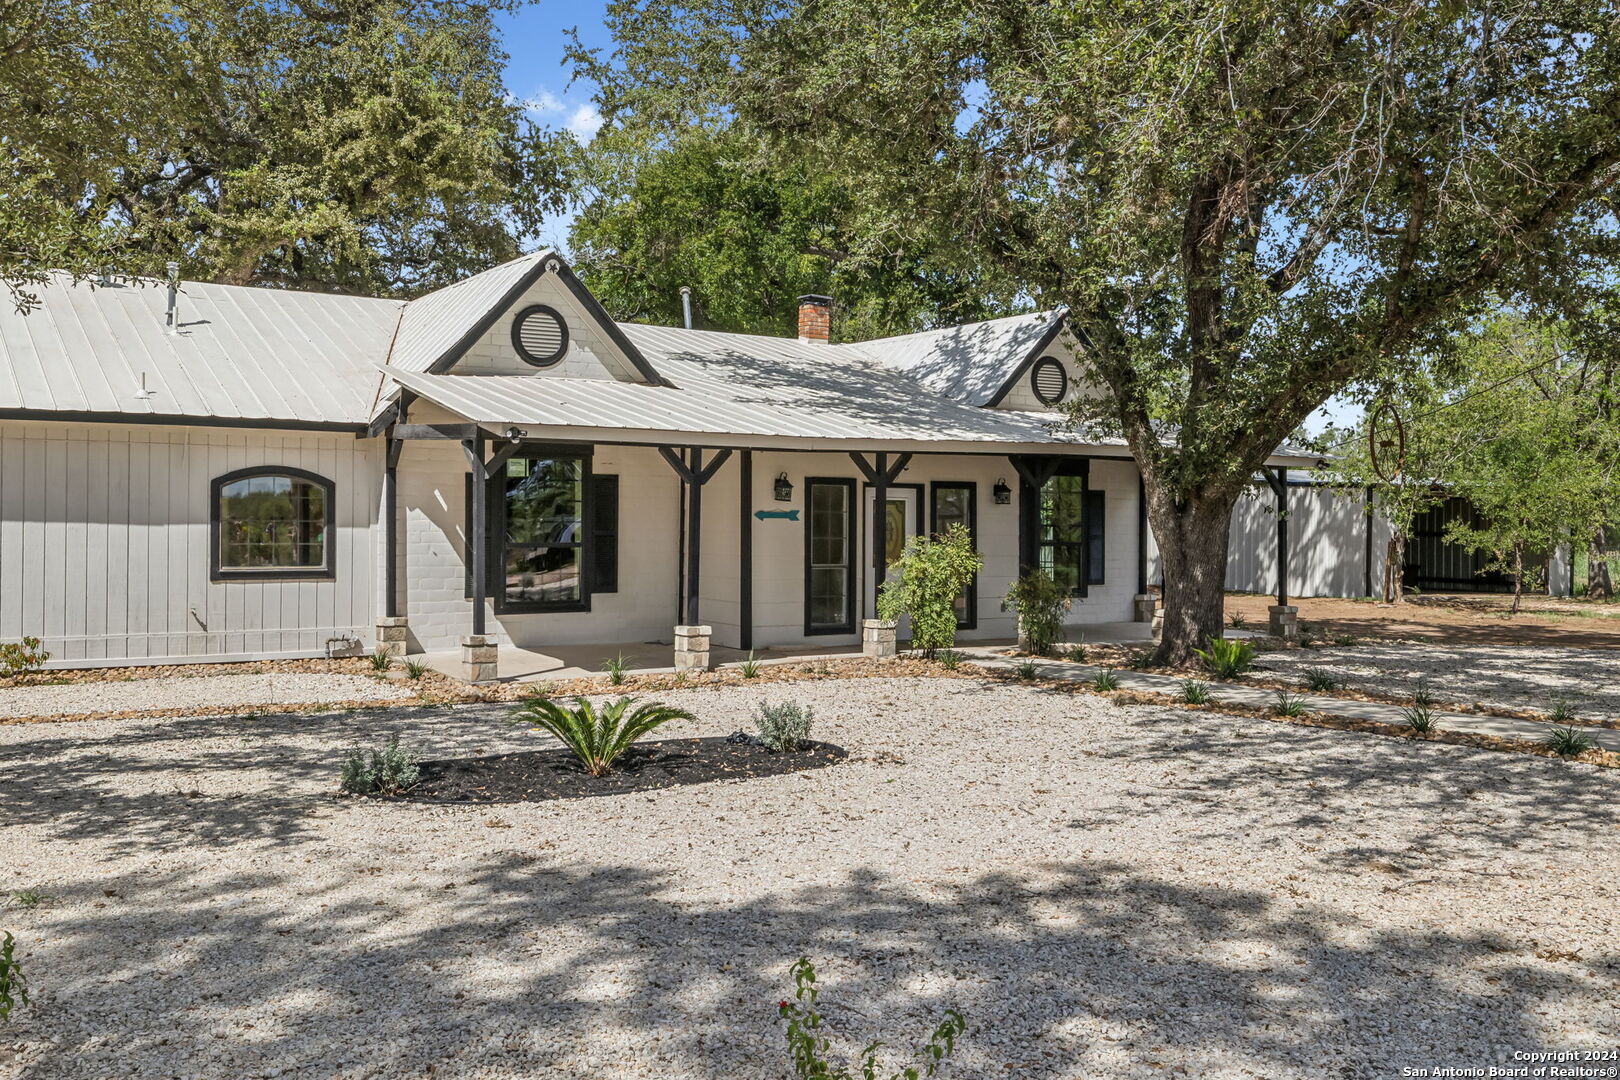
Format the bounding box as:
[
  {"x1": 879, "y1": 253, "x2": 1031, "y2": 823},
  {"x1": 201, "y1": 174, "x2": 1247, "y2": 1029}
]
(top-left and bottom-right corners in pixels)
[
  {"x1": 2, "y1": 678, "x2": 1616, "y2": 1079},
  {"x1": 0, "y1": 672, "x2": 414, "y2": 721},
  {"x1": 1256, "y1": 641, "x2": 1620, "y2": 723}
]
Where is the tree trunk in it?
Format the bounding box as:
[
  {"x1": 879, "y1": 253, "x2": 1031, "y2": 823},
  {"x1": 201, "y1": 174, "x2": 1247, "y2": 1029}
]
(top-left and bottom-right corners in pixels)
[
  {"x1": 1510, "y1": 543, "x2": 1524, "y2": 615},
  {"x1": 1148, "y1": 492, "x2": 1239, "y2": 665},
  {"x1": 1591, "y1": 530, "x2": 1613, "y2": 599},
  {"x1": 1383, "y1": 532, "x2": 1407, "y2": 604}
]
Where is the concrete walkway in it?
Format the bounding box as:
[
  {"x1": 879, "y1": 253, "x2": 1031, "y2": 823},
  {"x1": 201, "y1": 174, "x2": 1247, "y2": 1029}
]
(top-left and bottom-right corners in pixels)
[{"x1": 958, "y1": 647, "x2": 1620, "y2": 753}]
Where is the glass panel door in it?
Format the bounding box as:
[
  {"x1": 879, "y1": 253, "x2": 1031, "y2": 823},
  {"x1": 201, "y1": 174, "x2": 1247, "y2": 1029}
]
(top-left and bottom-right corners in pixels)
[
  {"x1": 865, "y1": 488, "x2": 919, "y2": 620},
  {"x1": 806, "y1": 480, "x2": 855, "y2": 633}
]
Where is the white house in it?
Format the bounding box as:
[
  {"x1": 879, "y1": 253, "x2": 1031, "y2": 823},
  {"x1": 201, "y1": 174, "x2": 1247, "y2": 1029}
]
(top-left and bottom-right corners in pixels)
[{"x1": 0, "y1": 252, "x2": 1316, "y2": 677}]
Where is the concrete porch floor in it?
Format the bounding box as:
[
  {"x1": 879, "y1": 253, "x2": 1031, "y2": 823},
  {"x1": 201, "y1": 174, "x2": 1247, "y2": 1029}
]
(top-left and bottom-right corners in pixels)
[{"x1": 415, "y1": 621, "x2": 1157, "y2": 683}]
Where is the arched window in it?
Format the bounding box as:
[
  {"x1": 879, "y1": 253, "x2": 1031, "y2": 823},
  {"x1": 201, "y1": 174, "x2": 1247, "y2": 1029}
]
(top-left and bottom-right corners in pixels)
[{"x1": 211, "y1": 467, "x2": 335, "y2": 580}]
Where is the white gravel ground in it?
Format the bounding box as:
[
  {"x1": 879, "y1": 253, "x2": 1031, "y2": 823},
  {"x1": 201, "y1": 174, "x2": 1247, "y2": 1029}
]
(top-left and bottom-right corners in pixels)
[
  {"x1": 1256, "y1": 641, "x2": 1620, "y2": 722},
  {"x1": 0, "y1": 673, "x2": 414, "y2": 719},
  {"x1": 2, "y1": 677, "x2": 1617, "y2": 1080}
]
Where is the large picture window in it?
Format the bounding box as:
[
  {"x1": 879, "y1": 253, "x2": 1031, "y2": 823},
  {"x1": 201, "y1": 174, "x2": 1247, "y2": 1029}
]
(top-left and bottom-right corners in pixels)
[
  {"x1": 804, "y1": 478, "x2": 856, "y2": 635},
  {"x1": 211, "y1": 467, "x2": 335, "y2": 581},
  {"x1": 1034, "y1": 477, "x2": 1106, "y2": 596},
  {"x1": 931, "y1": 482, "x2": 977, "y2": 629},
  {"x1": 499, "y1": 454, "x2": 589, "y2": 611}
]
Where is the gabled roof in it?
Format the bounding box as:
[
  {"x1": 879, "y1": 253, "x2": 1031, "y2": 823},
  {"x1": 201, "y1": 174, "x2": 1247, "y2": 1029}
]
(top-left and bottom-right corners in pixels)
[
  {"x1": 852, "y1": 309, "x2": 1068, "y2": 406},
  {"x1": 386, "y1": 251, "x2": 664, "y2": 384},
  {"x1": 0, "y1": 272, "x2": 401, "y2": 427}
]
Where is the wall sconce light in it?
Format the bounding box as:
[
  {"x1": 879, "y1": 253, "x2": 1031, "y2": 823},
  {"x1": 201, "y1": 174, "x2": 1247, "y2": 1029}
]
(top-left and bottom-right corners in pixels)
[
  {"x1": 992, "y1": 478, "x2": 1012, "y2": 505},
  {"x1": 773, "y1": 473, "x2": 794, "y2": 501}
]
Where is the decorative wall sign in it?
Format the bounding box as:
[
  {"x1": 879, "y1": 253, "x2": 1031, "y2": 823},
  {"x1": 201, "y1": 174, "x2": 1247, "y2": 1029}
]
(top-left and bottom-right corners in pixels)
[{"x1": 754, "y1": 509, "x2": 800, "y2": 521}]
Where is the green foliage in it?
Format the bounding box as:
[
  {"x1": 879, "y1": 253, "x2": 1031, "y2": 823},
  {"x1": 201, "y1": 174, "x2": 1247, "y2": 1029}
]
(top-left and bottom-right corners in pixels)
[
  {"x1": 514, "y1": 695, "x2": 693, "y2": 777},
  {"x1": 1411, "y1": 680, "x2": 1435, "y2": 709},
  {"x1": 877, "y1": 526, "x2": 984, "y2": 658},
  {"x1": 739, "y1": 652, "x2": 763, "y2": 679},
  {"x1": 1180, "y1": 679, "x2": 1212, "y2": 705},
  {"x1": 1192, "y1": 637, "x2": 1256, "y2": 679},
  {"x1": 0, "y1": 1, "x2": 567, "y2": 303},
  {"x1": 1005, "y1": 571, "x2": 1071, "y2": 657},
  {"x1": 7, "y1": 891, "x2": 48, "y2": 908},
  {"x1": 602, "y1": 654, "x2": 631, "y2": 686},
  {"x1": 935, "y1": 650, "x2": 962, "y2": 671},
  {"x1": 778, "y1": 957, "x2": 965, "y2": 1080},
  {"x1": 1013, "y1": 661, "x2": 1038, "y2": 681},
  {"x1": 403, "y1": 660, "x2": 429, "y2": 680},
  {"x1": 369, "y1": 648, "x2": 393, "y2": 673},
  {"x1": 756, "y1": 701, "x2": 814, "y2": 752},
  {"x1": 1303, "y1": 668, "x2": 1343, "y2": 692},
  {"x1": 1062, "y1": 642, "x2": 1088, "y2": 663},
  {"x1": 1092, "y1": 670, "x2": 1120, "y2": 692},
  {"x1": 581, "y1": 0, "x2": 1620, "y2": 665},
  {"x1": 1542, "y1": 725, "x2": 1596, "y2": 758},
  {"x1": 1228, "y1": 612, "x2": 1250, "y2": 631},
  {"x1": 0, "y1": 932, "x2": 27, "y2": 1022},
  {"x1": 1272, "y1": 691, "x2": 1308, "y2": 717},
  {"x1": 0, "y1": 637, "x2": 49, "y2": 677},
  {"x1": 339, "y1": 735, "x2": 420, "y2": 796},
  {"x1": 1549, "y1": 700, "x2": 1578, "y2": 725},
  {"x1": 1401, "y1": 704, "x2": 1437, "y2": 733}
]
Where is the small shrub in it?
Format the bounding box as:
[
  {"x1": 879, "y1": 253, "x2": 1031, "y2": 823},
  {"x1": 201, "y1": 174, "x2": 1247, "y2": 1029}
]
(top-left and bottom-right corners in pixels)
[
  {"x1": 935, "y1": 649, "x2": 962, "y2": 671},
  {"x1": 0, "y1": 637, "x2": 49, "y2": 677},
  {"x1": 1005, "y1": 570, "x2": 1071, "y2": 656},
  {"x1": 368, "y1": 648, "x2": 393, "y2": 673},
  {"x1": 1401, "y1": 704, "x2": 1437, "y2": 733},
  {"x1": 1228, "y1": 611, "x2": 1250, "y2": 630},
  {"x1": 602, "y1": 653, "x2": 631, "y2": 686},
  {"x1": 1542, "y1": 725, "x2": 1595, "y2": 758},
  {"x1": 1303, "y1": 668, "x2": 1343, "y2": 692},
  {"x1": 1013, "y1": 660, "x2": 1038, "y2": 681},
  {"x1": 1549, "y1": 699, "x2": 1578, "y2": 725},
  {"x1": 0, "y1": 932, "x2": 27, "y2": 1022},
  {"x1": 876, "y1": 524, "x2": 984, "y2": 658},
  {"x1": 1332, "y1": 634, "x2": 1361, "y2": 647},
  {"x1": 514, "y1": 695, "x2": 693, "y2": 776},
  {"x1": 403, "y1": 659, "x2": 428, "y2": 680},
  {"x1": 1063, "y1": 642, "x2": 1088, "y2": 663},
  {"x1": 739, "y1": 652, "x2": 762, "y2": 679},
  {"x1": 339, "y1": 735, "x2": 421, "y2": 796},
  {"x1": 780, "y1": 957, "x2": 964, "y2": 1080},
  {"x1": 1180, "y1": 679, "x2": 1211, "y2": 705},
  {"x1": 7, "y1": 890, "x2": 48, "y2": 908},
  {"x1": 1411, "y1": 679, "x2": 1434, "y2": 708},
  {"x1": 757, "y1": 701, "x2": 814, "y2": 752},
  {"x1": 1273, "y1": 690, "x2": 1308, "y2": 717},
  {"x1": 1092, "y1": 670, "x2": 1120, "y2": 692},
  {"x1": 1193, "y1": 636, "x2": 1255, "y2": 679}
]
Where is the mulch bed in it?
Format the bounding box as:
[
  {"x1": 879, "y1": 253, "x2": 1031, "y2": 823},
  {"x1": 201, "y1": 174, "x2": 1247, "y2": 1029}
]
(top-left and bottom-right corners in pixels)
[{"x1": 406, "y1": 736, "x2": 848, "y2": 804}]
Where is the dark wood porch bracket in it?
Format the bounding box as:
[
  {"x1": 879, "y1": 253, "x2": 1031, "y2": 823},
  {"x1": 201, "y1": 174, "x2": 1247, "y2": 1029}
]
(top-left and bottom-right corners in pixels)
[
  {"x1": 848, "y1": 451, "x2": 913, "y2": 608},
  {"x1": 659, "y1": 446, "x2": 733, "y2": 627}
]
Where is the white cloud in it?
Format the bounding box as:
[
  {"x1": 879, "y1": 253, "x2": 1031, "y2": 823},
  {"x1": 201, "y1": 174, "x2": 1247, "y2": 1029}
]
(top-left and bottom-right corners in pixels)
[
  {"x1": 566, "y1": 104, "x2": 604, "y2": 140},
  {"x1": 521, "y1": 89, "x2": 566, "y2": 116}
]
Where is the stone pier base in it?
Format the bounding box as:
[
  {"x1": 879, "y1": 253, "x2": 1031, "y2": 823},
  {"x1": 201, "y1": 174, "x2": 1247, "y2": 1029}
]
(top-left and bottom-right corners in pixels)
[
  {"x1": 375, "y1": 616, "x2": 409, "y2": 658},
  {"x1": 674, "y1": 625, "x2": 712, "y2": 672},
  {"x1": 862, "y1": 619, "x2": 898, "y2": 659},
  {"x1": 1268, "y1": 604, "x2": 1299, "y2": 641},
  {"x1": 1133, "y1": 593, "x2": 1157, "y2": 623},
  {"x1": 461, "y1": 634, "x2": 498, "y2": 683}
]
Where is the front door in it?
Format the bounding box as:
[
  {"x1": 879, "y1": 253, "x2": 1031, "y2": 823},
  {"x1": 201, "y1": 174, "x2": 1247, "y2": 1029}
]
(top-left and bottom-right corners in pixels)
[{"x1": 864, "y1": 487, "x2": 920, "y2": 621}]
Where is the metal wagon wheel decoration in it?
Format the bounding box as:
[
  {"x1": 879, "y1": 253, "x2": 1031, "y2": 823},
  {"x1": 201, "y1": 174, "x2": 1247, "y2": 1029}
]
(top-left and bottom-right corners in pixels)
[{"x1": 1367, "y1": 398, "x2": 1406, "y2": 483}]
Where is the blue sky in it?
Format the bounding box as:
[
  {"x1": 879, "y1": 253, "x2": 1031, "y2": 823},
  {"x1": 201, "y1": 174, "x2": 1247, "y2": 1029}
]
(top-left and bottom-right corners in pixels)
[{"x1": 495, "y1": 3, "x2": 1356, "y2": 433}]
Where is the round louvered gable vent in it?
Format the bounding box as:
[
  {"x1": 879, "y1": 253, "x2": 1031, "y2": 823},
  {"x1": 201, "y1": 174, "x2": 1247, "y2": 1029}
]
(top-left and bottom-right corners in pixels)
[
  {"x1": 1030, "y1": 357, "x2": 1068, "y2": 405},
  {"x1": 511, "y1": 305, "x2": 569, "y2": 366}
]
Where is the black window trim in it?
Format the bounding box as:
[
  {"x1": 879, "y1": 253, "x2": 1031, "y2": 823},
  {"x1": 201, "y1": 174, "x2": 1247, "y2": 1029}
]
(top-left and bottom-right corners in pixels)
[
  {"x1": 1023, "y1": 458, "x2": 1092, "y2": 599},
  {"x1": 466, "y1": 444, "x2": 596, "y2": 614},
  {"x1": 210, "y1": 465, "x2": 337, "y2": 582},
  {"x1": 803, "y1": 476, "x2": 857, "y2": 636},
  {"x1": 929, "y1": 481, "x2": 979, "y2": 631},
  {"x1": 510, "y1": 303, "x2": 571, "y2": 367}
]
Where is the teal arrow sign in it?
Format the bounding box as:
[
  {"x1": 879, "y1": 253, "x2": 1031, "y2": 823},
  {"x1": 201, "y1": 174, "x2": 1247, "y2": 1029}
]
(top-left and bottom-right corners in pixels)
[{"x1": 754, "y1": 509, "x2": 799, "y2": 521}]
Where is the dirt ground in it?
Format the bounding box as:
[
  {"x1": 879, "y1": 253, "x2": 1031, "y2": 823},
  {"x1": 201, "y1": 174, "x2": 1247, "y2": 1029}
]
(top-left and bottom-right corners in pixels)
[{"x1": 1226, "y1": 592, "x2": 1620, "y2": 649}]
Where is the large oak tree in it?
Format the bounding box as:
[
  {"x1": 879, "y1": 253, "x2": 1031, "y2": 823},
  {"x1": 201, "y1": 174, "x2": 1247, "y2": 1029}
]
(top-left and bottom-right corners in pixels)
[{"x1": 579, "y1": 0, "x2": 1620, "y2": 661}]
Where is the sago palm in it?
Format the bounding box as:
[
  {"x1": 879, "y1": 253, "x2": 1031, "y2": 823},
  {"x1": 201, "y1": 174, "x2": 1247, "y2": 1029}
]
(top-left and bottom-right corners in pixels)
[{"x1": 514, "y1": 695, "x2": 693, "y2": 777}]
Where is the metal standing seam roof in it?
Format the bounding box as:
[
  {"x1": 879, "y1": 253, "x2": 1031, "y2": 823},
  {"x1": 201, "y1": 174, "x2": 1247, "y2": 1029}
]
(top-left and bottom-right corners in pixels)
[
  {"x1": 850, "y1": 309, "x2": 1065, "y2": 405},
  {"x1": 0, "y1": 272, "x2": 403, "y2": 424},
  {"x1": 385, "y1": 252, "x2": 547, "y2": 374}
]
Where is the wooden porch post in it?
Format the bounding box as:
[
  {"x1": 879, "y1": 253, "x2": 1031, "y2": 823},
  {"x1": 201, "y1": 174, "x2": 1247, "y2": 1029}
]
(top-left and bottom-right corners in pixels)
[
  {"x1": 686, "y1": 447, "x2": 704, "y2": 627},
  {"x1": 465, "y1": 435, "x2": 488, "y2": 637},
  {"x1": 872, "y1": 451, "x2": 888, "y2": 607},
  {"x1": 1275, "y1": 466, "x2": 1290, "y2": 608}
]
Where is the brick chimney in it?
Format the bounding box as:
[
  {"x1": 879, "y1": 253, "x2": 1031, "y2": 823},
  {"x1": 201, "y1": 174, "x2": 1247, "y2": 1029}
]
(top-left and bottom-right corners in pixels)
[{"x1": 797, "y1": 294, "x2": 832, "y2": 344}]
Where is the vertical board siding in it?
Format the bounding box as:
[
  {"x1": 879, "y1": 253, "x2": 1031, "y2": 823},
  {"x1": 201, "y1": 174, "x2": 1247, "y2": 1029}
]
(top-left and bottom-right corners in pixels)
[{"x1": 0, "y1": 420, "x2": 380, "y2": 666}]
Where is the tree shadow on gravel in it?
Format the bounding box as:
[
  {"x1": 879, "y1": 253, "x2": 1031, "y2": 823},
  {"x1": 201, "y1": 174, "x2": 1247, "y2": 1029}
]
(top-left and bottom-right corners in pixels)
[{"x1": 7, "y1": 854, "x2": 1612, "y2": 1080}]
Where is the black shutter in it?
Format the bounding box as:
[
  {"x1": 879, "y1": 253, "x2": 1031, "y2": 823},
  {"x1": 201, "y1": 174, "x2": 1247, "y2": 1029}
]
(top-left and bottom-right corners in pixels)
[
  {"x1": 1085, "y1": 490, "x2": 1106, "y2": 585},
  {"x1": 591, "y1": 475, "x2": 620, "y2": 593}
]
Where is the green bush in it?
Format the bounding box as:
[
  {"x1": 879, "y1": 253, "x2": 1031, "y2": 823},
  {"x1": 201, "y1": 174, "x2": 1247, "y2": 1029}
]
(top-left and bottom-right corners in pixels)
[
  {"x1": 1180, "y1": 679, "x2": 1211, "y2": 704},
  {"x1": 1401, "y1": 703, "x2": 1437, "y2": 733},
  {"x1": 780, "y1": 957, "x2": 964, "y2": 1080},
  {"x1": 602, "y1": 653, "x2": 631, "y2": 686},
  {"x1": 1303, "y1": 668, "x2": 1343, "y2": 692},
  {"x1": 1192, "y1": 636, "x2": 1255, "y2": 679},
  {"x1": 1272, "y1": 690, "x2": 1308, "y2": 717},
  {"x1": 1005, "y1": 570, "x2": 1071, "y2": 656},
  {"x1": 0, "y1": 637, "x2": 49, "y2": 678},
  {"x1": 757, "y1": 701, "x2": 813, "y2": 752},
  {"x1": 877, "y1": 525, "x2": 983, "y2": 658},
  {"x1": 935, "y1": 649, "x2": 962, "y2": 671},
  {"x1": 0, "y1": 932, "x2": 26, "y2": 1022},
  {"x1": 1542, "y1": 725, "x2": 1595, "y2": 757},
  {"x1": 403, "y1": 659, "x2": 429, "y2": 679},
  {"x1": 515, "y1": 695, "x2": 693, "y2": 776},
  {"x1": 368, "y1": 648, "x2": 393, "y2": 673},
  {"x1": 1549, "y1": 699, "x2": 1577, "y2": 724},
  {"x1": 339, "y1": 735, "x2": 420, "y2": 796},
  {"x1": 1093, "y1": 670, "x2": 1120, "y2": 691},
  {"x1": 1013, "y1": 660, "x2": 1038, "y2": 681},
  {"x1": 739, "y1": 652, "x2": 763, "y2": 678}
]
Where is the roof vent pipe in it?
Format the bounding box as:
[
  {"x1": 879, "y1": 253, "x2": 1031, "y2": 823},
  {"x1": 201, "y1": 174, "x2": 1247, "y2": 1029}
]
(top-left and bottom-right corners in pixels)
[
  {"x1": 679, "y1": 285, "x2": 693, "y2": 330},
  {"x1": 164, "y1": 261, "x2": 179, "y2": 334}
]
